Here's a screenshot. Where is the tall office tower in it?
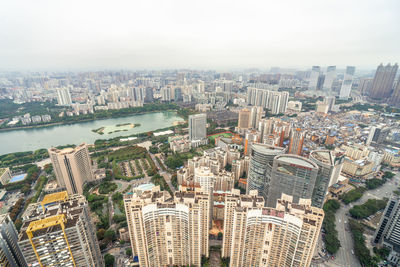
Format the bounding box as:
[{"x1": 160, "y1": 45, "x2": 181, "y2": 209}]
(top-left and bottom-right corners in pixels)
[
  {"x1": 56, "y1": 88, "x2": 72, "y2": 106},
  {"x1": 389, "y1": 80, "x2": 400, "y2": 107},
  {"x1": 189, "y1": 113, "x2": 207, "y2": 141},
  {"x1": 309, "y1": 150, "x2": 344, "y2": 208},
  {"x1": 288, "y1": 128, "x2": 305, "y2": 155},
  {"x1": 250, "y1": 106, "x2": 263, "y2": 129},
  {"x1": 144, "y1": 87, "x2": 154, "y2": 103},
  {"x1": 317, "y1": 74, "x2": 325, "y2": 91},
  {"x1": 0, "y1": 214, "x2": 27, "y2": 267},
  {"x1": 48, "y1": 143, "x2": 94, "y2": 195},
  {"x1": 174, "y1": 87, "x2": 182, "y2": 102},
  {"x1": 246, "y1": 143, "x2": 286, "y2": 196},
  {"x1": 366, "y1": 126, "x2": 390, "y2": 145},
  {"x1": 226, "y1": 193, "x2": 324, "y2": 267},
  {"x1": 308, "y1": 66, "x2": 321, "y2": 90},
  {"x1": 161, "y1": 87, "x2": 171, "y2": 101},
  {"x1": 323, "y1": 66, "x2": 337, "y2": 92},
  {"x1": 18, "y1": 192, "x2": 103, "y2": 267},
  {"x1": 238, "y1": 108, "x2": 251, "y2": 129},
  {"x1": 369, "y1": 63, "x2": 398, "y2": 100},
  {"x1": 373, "y1": 194, "x2": 400, "y2": 265},
  {"x1": 339, "y1": 66, "x2": 356, "y2": 99},
  {"x1": 324, "y1": 96, "x2": 336, "y2": 111},
  {"x1": 124, "y1": 186, "x2": 210, "y2": 267},
  {"x1": 265, "y1": 154, "x2": 319, "y2": 207},
  {"x1": 221, "y1": 189, "x2": 265, "y2": 258}
]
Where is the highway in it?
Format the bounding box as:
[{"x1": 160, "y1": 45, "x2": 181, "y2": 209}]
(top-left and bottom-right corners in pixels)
[{"x1": 316, "y1": 171, "x2": 399, "y2": 267}]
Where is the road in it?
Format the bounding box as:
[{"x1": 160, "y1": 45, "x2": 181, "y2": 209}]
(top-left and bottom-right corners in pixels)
[
  {"x1": 317, "y1": 172, "x2": 399, "y2": 267},
  {"x1": 150, "y1": 153, "x2": 176, "y2": 193}
]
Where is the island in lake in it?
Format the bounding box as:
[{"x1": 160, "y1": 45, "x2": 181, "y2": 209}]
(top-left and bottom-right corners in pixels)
[{"x1": 92, "y1": 123, "x2": 141, "y2": 135}]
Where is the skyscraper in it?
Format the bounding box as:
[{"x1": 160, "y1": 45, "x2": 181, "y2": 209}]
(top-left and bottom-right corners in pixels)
[
  {"x1": 389, "y1": 80, "x2": 400, "y2": 107},
  {"x1": 56, "y1": 88, "x2": 72, "y2": 106},
  {"x1": 246, "y1": 143, "x2": 286, "y2": 197},
  {"x1": 339, "y1": 66, "x2": 356, "y2": 99},
  {"x1": 288, "y1": 128, "x2": 305, "y2": 155},
  {"x1": 250, "y1": 106, "x2": 263, "y2": 129},
  {"x1": 174, "y1": 87, "x2": 182, "y2": 102},
  {"x1": 323, "y1": 66, "x2": 336, "y2": 92},
  {"x1": 237, "y1": 108, "x2": 251, "y2": 129},
  {"x1": 189, "y1": 113, "x2": 207, "y2": 141},
  {"x1": 18, "y1": 192, "x2": 103, "y2": 267},
  {"x1": 373, "y1": 194, "x2": 400, "y2": 265},
  {"x1": 225, "y1": 193, "x2": 324, "y2": 267},
  {"x1": 48, "y1": 143, "x2": 94, "y2": 195},
  {"x1": 308, "y1": 66, "x2": 321, "y2": 90},
  {"x1": 246, "y1": 88, "x2": 288, "y2": 114},
  {"x1": 124, "y1": 186, "x2": 210, "y2": 267},
  {"x1": 309, "y1": 150, "x2": 344, "y2": 208},
  {"x1": 144, "y1": 87, "x2": 154, "y2": 103},
  {"x1": 369, "y1": 63, "x2": 398, "y2": 100},
  {"x1": 0, "y1": 214, "x2": 27, "y2": 267},
  {"x1": 265, "y1": 154, "x2": 319, "y2": 207}
]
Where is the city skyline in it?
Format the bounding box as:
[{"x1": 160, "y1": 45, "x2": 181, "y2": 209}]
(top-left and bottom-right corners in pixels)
[{"x1": 1, "y1": 0, "x2": 399, "y2": 70}]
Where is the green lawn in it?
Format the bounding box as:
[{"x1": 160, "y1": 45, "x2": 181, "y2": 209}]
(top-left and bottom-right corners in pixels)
[{"x1": 208, "y1": 132, "x2": 233, "y2": 141}]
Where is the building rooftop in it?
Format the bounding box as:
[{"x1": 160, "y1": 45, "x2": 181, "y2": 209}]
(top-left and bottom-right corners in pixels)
[{"x1": 276, "y1": 154, "x2": 318, "y2": 169}]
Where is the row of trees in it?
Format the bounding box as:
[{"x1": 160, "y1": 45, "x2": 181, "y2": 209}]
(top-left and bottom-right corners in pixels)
[{"x1": 322, "y1": 199, "x2": 341, "y2": 254}]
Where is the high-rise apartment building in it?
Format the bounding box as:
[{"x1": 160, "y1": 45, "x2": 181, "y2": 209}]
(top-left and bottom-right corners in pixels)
[
  {"x1": 237, "y1": 108, "x2": 251, "y2": 129},
  {"x1": 339, "y1": 66, "x2": 356, "y2": 99},
  {"x1": 323, "y1": 66, "x2": 336, "y2": 92},
  {"x1": 246, "y1": 88, "x2": 288, "y2": 114},
  {"x1": 366, "y1": 126, "x2": 390, "y2": 145},
  {"x1": 265, "y1": 154, "x2": 319, "y2": 207},
  {"x1": 389, "y1": 80, "x2": 400, "y2": 107},
  {"x1": 18, "y1": 192, "x2": 103, "y2": 267},
  {"x1": 161, "y1": 87, "x2": 171, "y2": 101},
  {"x1": 250, "y1": 106, "x2": 263, "y2": 129},
  {"x1": 56, "y1": 88, "x2": 72, "y2": 106},
  {"x1": 369, "y1": 63, "x2": 398, "y2": 100},
  {"x1": 221, "y1": 189, "x2": 265, "y2": 258},
  {"x1": 189, "y1": 113, "x2": 207, "y2": 141},
  {"x1": 246, "y1": 143, "x2": 286, "y2": 197},
  {"x1": 359, "y1": 78, "x2": 373, "y2": 96},
  {"x1": 225, "y1": 193, "x2": 324, "y2": 267},
  {"x1": 48, "y1": 143, "x2": 94, "y2": 195},
  {"x1": 144, "y1": 87, "x2": 154, "y2": 103},
  {"x1": 308, "y1": 66, "x2": 321, "y2": 90},
  {"x1": 124, "y1": 186, "x2": 210, "y2": 267},
  {"x1": 288, "y1": 128, "x2": 305, "y2": 155},
  {"x1": 174, "y1": 87, "x2": 182, "y2": 102},
  {"x1": 0, "y1": 214, "x2": 27, "y2": 267},
  {"x1": 373, "y1": 194, "x2": 400, "y2": 265},
  {"x1": 309, "y1": 150, "x2": 344, "y2": 208}
]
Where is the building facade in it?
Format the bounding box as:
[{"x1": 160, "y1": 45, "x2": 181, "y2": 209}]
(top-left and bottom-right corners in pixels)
[
  {"x1": 48, "y1": 143, "x2": 94, "y2": 194},
  {"x1": 0, "y1": 214, "x2": 27, "y2": 267}
]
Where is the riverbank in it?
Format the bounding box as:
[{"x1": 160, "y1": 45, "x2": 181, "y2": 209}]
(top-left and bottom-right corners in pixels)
[{"x1": 0, "y1": 103, "x2": 181, "y2": 132}]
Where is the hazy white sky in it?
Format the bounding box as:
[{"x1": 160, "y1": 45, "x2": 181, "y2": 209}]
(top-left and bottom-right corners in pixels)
[{"x1": 0, "y1": 0, "x2": 399, "y2": 70}]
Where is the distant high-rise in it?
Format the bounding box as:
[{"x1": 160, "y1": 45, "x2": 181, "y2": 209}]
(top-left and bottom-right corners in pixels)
[
  {"x1": 369, "y1": 63, "x2": 398, "y2": 100},
  {"x1": 161, "y1": 87, "x2": 171, "y2": 101},
  {"x1": 339, "y1": 66, "x2": 356, "y2": 99},
  {"x1": 48, "y1": 144, "x2": 94, "y2": 195},
  {"x1": 288, "y1": 128, "x2": 305, "y2": 155},
  {"x1": 246, "y1": 143, "x2": 286, "y2": 197},
  {"x1": 0, "y1": 214, "x2": 27, "y2": 267},
  {"x1": 18, "y1": 192, "x2": 103, "y2": 267},
  {"x1": 366, "y1": 126, "x2": 390, "y2": 145},
  {"x1": 124, "y1": 186, "x2": 210, "y2": 267},
  {"x1": 389, "y1": 80, "x2": 400, "y2": 107},
  {"x1": 174, "y1": 87, "x2": 182, "y2": 102},
  {"x1": 238, "y1": 108, "x2": 251, "y2": 129},
  {"x1": 246, "y1": 88, "x2": 288, "y2": 114},
  {"x1": 309, "y1": 150, "x2": 344, "y2": 208},
  {"x1": 188, "y1": 113, "x2": 207, "y2": 141},
  {"x1": 373, "y1": 194, "x2": 400, "y2": 265},
  {"x1": 225, "y1": 192, "x2": 324, "y2": 267},
  {"x1": 308, "y1": 66, "x2": 321, "y2": 90},
  {"x1": 250, "y1": 106, "x2": 263, "y2": 129},
  {"x1": 144, "y1": 87, "x2": 154, "y2": 103},
  {"x1": 56, "y1": 88, "x2": 72, "y2": 106},
  {"x1": 323, "y1": 66, "x2": 337, "y2": 92},
  {"x1": 265, "y1": 154, "x2": 319, "y2": 207}
]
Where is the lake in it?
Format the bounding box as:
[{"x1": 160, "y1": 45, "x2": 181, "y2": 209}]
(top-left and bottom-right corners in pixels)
[{"x1": 0, "y1": 111, "x2": 183, "y2": 155}]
